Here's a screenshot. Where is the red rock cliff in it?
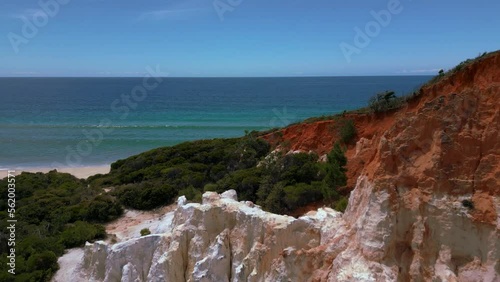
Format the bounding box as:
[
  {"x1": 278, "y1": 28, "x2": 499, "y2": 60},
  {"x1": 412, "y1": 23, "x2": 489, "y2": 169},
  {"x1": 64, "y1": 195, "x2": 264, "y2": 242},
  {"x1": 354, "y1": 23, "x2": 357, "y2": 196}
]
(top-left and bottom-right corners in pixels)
[
  {"x1": 263, "y1": 51, "x2": 499, "y2": 225},
  {"x1": 260, "y1": 51, "x2": 500, "y2": 280}
]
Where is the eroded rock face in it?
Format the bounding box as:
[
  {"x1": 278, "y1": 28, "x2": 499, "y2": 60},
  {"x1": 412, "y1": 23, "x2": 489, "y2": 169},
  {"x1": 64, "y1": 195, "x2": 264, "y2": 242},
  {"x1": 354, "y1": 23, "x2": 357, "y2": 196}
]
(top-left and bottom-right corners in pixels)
[
  {"x1": 260, "y1": 51, "x2": 500, "y2": 281},
  {"x1": 80, "y1": 182, "x2": 499, "y2": 282},
  {"x1": 348, "y1": 89, "x2": 500, "y2": 281},
  {"x1": 80, "y1": 191, "x2": 348, "y2": 281}
]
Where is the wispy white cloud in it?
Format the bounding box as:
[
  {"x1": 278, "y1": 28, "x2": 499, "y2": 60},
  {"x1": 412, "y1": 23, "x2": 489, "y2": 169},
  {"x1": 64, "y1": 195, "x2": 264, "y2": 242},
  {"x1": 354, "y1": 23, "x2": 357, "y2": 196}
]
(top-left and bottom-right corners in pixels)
[{"x1": 137, "y1": 9, "x2": 200, "y2": 21}]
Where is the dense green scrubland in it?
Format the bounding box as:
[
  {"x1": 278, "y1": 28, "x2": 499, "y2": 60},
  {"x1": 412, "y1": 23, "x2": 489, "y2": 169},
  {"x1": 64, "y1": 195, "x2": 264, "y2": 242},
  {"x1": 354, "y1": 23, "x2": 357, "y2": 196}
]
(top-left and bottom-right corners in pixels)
[
  {"x1": 90, "y1": 133, "x2": 349, "y2": 213},
  {"x1": 0, "y1": 171, "x2": 122, "y2": 281}
]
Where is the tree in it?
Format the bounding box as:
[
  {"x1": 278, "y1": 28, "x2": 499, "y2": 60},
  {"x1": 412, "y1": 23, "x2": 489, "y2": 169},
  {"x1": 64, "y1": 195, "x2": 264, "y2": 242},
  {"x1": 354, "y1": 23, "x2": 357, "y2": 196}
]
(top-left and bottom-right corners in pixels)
[
  {"x1": 368, "y1": 90, "x2": 400, "y2": 113},
  {"x1": 323, "y1": 142, "x2": 347, "y2": 199},
  {"x1": 26, "y1": 251, "x2": 59, "y2": 273},
  {"x1": 339, "y1": 119, "x2": 357, "y2": 144},
  {"x1": 263, "y1": 182, "x2": 287, "y2": 214}
]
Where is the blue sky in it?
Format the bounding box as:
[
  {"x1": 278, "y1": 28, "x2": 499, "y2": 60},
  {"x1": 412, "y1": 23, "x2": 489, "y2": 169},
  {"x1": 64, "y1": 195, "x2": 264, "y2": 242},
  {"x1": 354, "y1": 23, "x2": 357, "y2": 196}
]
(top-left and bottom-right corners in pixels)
[{"x1": 0, "y1": 0, "x2": 498, "y2": 77}]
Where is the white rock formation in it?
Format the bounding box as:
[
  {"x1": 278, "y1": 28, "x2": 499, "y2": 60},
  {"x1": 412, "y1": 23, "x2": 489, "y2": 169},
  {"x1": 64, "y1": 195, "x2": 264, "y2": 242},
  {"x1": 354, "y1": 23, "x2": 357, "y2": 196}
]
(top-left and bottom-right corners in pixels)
[
  {"x1": 76, "y1": 189, "x2": 338, "y2": 281},
  {"x1": 77, "y1": 184, "x2": 499, "y2": 282}
]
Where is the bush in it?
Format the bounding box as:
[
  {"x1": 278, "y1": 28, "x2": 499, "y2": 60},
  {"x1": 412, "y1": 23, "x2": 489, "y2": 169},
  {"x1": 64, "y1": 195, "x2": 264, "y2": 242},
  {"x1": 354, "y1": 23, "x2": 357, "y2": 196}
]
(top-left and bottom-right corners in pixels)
[
  {"x1": 86, "y1": 195, "x2": 123, "y2": 222},
  {"x1": 262, "y1": 182, "x2": 287, "y2": 214},
  {"x1": 59, "y1": 221, "x2": 106, "y2": 248},
  {"x1": 178, "y1": 186, "x2": 202, "y2": 202},
  {"x1": 257, "y1": 144, "x2": 348, "y2": 213},
  {"x1": 203, "y1": 183, "x2": 218, "y2": 192},
  {"x1": 334, "y1": 197, "x2": 349, "y2": 212},
  {"x1": 214, "y1": 168, "x2": 262, "y2": 202},
  {"x1": 26, "y1": 251, "x2": 59, "y2": 273},
  {"x1": 283, "y1": 182, "x2": 324, "y2": 211},
  {"x1": 140, "y1": 228, "x2": 151, "y2": 236},
  {"x1": 280, "y1": 153, "x2": 321, "y2": 184},
  {"x1": 115, "y1": 183, "x2": 177, "y2": 210},
  {"x1": 338, "y1": 118, "x2": 357, "y2": 144},
  {"x1": 368, "y1": 90, "x2": 403, "y2": 113},
  {"x1": 324, "y1": 143, "x2": 347, "y2": 192}
]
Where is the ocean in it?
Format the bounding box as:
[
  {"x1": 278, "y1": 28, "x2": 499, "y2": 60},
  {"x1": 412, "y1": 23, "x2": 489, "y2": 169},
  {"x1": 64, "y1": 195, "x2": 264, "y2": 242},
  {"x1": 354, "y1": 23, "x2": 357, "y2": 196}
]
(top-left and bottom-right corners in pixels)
[{"x1": 0, "y1": 76, "x2": 431, "y2": 168}]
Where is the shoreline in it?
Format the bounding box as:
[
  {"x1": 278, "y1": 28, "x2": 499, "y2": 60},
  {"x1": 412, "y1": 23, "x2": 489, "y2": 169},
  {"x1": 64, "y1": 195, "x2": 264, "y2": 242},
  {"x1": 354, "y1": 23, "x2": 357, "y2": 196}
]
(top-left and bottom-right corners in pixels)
[{"x1": 1, "y1": 165, "x2": 111, "y2": 179}]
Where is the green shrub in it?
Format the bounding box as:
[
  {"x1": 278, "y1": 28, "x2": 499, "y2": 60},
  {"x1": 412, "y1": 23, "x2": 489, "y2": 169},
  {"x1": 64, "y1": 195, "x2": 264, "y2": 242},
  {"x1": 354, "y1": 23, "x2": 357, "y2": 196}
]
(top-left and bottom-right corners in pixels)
[
  {"x1": 59, "y1": 221, "x2": 106, "y2": 248},
  {"x1": 279, "y1": 153, "x2": 321, "y2": 184},
  {"x1": 203, "y1": 183, "x2": 218, "y2": 192},
  {"x1": 215, "y1": 168, "x2": 262, "y2": 202},
  {"x1": 368, "y1": 90, "x2": 403, "y2": 113},
  {"x1": 283, "y1": 182, "x2": 324, "y2": 211},
  {"x1": 262, "y1": 182, "x2": 287, "y2": 214},
  {"x1": 324, "y1": 143, "x2": 347, "y2": 192},
  {"x1": 338, "y1": 118, "x2": 357, "y2": 144},
  {"x1": 140, "y1": 228, "x2": 151, "y2": 236},
  {"x1": 178, "y1": 186, "x2": 202, "y2": 202},
  {"x1": 86, "y1": 195, "x2": 123, "y2": 222},
  {"x1": 114, "y1": 183, "x2": 176, "y2": 210},
  {"x1": 257, "y1": 145, "x2": 348, "y2": 213},
  {"x1": 334, "y1": 197, "x2": 349, "y2": 212},
  {"x1": 26, "y1": 251, "x2": 59, "y2": 273}
]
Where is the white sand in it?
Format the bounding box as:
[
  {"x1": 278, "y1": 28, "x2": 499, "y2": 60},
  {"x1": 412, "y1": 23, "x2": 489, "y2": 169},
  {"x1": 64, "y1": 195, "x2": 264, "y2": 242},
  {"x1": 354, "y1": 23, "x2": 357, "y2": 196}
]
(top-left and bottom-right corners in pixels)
[
  {"x1": 105, "y1": 204, "x2": 176, "y2": 242},
  {"x1": 4, "y1": 165, "x2": 110, "y2": 179},
  {"x1": 51, "y1": 204, "x2": 177, "y2": 281},
  {"x1": 51, "y1": 248, "x2": 85, "y2": 282}
]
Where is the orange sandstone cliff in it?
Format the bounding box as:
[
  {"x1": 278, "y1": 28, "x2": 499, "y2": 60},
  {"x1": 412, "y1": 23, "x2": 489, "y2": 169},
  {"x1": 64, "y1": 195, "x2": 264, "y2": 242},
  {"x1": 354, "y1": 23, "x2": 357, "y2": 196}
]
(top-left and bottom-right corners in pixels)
[
  {"x1": 261, "y1": 51, "x2": 500, "y2": 280},
  {"x1": 264, "y1": 51, "x2": 499, "y2": 225}
]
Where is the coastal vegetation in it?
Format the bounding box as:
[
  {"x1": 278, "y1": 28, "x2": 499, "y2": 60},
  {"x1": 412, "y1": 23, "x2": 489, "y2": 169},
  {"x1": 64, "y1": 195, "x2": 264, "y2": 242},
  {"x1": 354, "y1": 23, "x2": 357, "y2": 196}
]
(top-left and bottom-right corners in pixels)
[
  {"x1": 0, "y1": 171, "x2": 121, "y2": 281},
  {"x1": 368, "y1": 90, "x2": 405, "y2": 113},
  {"x1": 140, "y1": 228, "x2": 152, "y2": 236},
  {"x1": 338, "y1": 118, "x2": 357, "y2": 144},
  {"x1": 91, "y1": 134, "x2": 348, "y2": 214},
  {"x1": 425, "y1": 51, "x2": 490, "y2": 86}
]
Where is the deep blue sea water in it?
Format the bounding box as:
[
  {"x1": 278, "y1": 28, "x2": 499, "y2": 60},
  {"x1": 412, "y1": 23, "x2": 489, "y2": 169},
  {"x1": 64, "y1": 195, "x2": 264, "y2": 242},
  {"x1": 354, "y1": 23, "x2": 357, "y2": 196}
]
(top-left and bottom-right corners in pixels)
[{"x1": 0, "y1": 76, "x2": 431, "y2": 168}]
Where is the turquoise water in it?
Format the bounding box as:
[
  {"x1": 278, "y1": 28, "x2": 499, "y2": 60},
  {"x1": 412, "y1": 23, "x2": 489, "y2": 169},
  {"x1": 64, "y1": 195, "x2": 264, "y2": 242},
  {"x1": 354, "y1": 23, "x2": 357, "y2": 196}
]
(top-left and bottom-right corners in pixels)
[{"x1": 0, "y1": 76, "x2": 431, "y2": 167}]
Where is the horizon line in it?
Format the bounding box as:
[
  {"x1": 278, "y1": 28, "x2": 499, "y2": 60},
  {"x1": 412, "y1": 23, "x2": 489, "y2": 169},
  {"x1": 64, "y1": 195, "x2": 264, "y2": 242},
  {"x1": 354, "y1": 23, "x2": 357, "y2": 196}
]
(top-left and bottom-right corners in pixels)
[{"x1": 0, "y1": 74, "x2": 435, "y2": 79}]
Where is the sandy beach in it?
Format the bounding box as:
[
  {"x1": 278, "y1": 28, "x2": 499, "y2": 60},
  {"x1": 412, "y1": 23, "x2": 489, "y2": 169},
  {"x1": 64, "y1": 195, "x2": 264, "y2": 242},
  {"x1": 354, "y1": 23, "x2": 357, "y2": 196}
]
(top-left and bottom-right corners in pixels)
[{"x1": 2, "y1": 165, "x2": 111, "y2": 179}]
